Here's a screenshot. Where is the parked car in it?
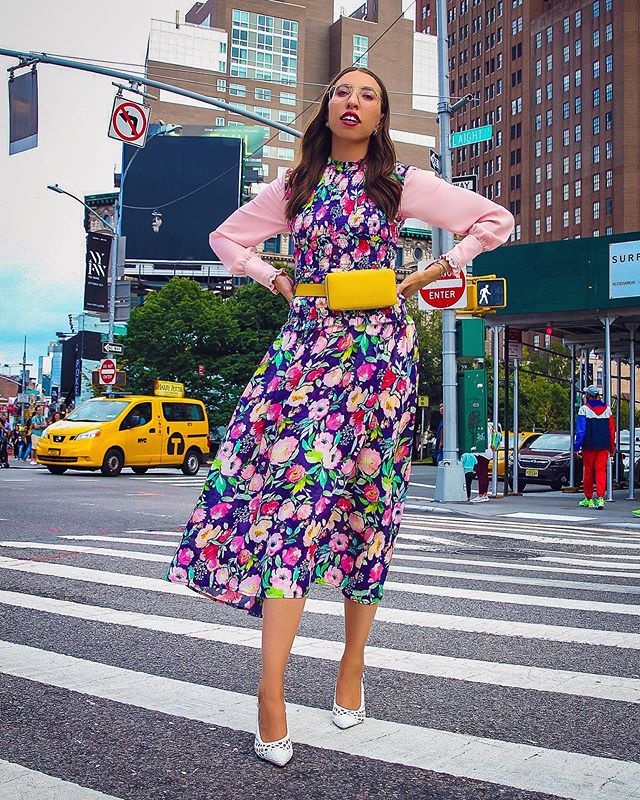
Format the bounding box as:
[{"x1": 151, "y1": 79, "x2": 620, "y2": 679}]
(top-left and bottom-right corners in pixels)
[
  {"x1": 509, "y1": 430, "x2": 583, "y2": 491},
  {"x1": 488, "y1": 430, "x2": 540, "y2": 477}
]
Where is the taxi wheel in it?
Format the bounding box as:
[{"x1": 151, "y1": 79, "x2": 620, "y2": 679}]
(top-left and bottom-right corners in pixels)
[
  {"x1": 101, "y1": 448, "x2": 124, "y2": 477},
  {"x1": 181, "y1": 448, "x2": 201, "y2": 476},
  {"x1": 131, "y1": 467, "x2": 149, "y2": 475},
  {"x1": 47, "y1": 466, "x2": 67, "y2": 475}
]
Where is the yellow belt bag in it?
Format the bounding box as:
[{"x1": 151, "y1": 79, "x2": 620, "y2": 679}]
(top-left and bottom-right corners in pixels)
[{"x1": 295, "y1": 268, "x2": 398, "y2": 311}]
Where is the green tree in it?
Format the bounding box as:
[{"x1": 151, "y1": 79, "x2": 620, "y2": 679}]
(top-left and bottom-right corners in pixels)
[
  {"x1": 120, "y1": 276, "x2": 290, "y2": 429},
  {"x1": 407, "y1": 300, "x2": 442, "y2": 425}
]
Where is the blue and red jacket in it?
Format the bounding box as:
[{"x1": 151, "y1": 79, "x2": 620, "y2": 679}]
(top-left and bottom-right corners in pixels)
[{"x1": 574, "y1": 399, "x2": 615, "y2": 452}]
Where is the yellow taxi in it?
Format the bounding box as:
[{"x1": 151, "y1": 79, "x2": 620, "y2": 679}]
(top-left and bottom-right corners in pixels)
[
  {"x1": 36, "y1": 393, "x2": 210, "y2": 477},
  {"x1": 489, "y1": 430, "x2": 540, "y2": 477}
]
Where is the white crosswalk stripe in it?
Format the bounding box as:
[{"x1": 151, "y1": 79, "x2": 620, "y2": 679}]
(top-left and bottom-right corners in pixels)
[{"x1": 1, "y1": 512, "x2": 639, "y2": 799}]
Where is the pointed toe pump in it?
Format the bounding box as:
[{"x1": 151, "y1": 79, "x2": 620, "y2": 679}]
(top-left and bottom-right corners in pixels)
[
  {"x1": 254, "y1": 710, "x2": 293, "y2": 766},
  {"x1": 332, "y1": 677, "x2": 366, "y2": 729}
]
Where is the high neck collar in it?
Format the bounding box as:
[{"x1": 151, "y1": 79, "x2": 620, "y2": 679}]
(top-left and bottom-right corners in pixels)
[{"x1": 327, "y1": 156, "x2": 365, "y2": 172}]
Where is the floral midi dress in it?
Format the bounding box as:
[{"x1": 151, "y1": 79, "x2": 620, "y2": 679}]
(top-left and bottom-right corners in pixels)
[{"x1": 164, "y1": 157, "x2": 514, "y2": 617}]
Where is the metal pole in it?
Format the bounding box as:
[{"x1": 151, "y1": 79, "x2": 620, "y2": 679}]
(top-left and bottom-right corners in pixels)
[
  {"x1": 569, "y1": 344, "x2": 576, "y2": 488},
  {"x1": 20, "y1": 335, "x2": 27, "y2": 424},
  {"x1": 615, "y1": 357, "x2": 621, "y2": 483},
  {"x1": 0, "y1": 48, "x2": 302, "y2": 139},
  {"x1": 491, "y1": 324, "x2": 500, "y2": 497},
  {"x1": 602, "y1": 317, "x2": 614, "y2": 502},
  {"x1": 419, "y1": 407, "x2": 425, "y2": 460},
  {"x1": 628, "y1": 325, "x2": 636, "y2": 501},
  {"x1": 512, "y1": 357, "x2": 519, "y2": 494},
  {"x1": 503, "y1": 326, "x2": 510, "y2": 496},
  {"x1": 434, "y1": 0, "x2": 465, "y2": 502}
]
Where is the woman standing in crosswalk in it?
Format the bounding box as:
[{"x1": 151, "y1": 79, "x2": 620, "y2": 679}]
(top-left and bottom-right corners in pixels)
[{"x1": 164, "y1": 65, "x2": 514, "y2": 766}]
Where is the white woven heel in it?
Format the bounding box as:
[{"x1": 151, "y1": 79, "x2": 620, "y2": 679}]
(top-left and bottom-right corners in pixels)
[
  {"x1": 332, "y1": 677, "x2": 366, "y2": 729},
  {"x1": 254, "y1": 708, "x2": 293, "y2": 767}
]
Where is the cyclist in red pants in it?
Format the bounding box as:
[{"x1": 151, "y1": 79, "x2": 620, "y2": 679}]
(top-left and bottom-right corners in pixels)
[{"x1": 574, "y1": 385, "x2": 615, "y2": 510}]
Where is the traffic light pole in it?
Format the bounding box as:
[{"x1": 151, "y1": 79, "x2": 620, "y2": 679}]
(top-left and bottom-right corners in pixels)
[{"x1": 434, "y1": 0, "x2": 466, "y2": 502}]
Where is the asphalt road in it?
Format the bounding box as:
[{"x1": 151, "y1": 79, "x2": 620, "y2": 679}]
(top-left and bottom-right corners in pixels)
[{"x1": 1, "y1": 462, "x2": 639, "y2": 800}]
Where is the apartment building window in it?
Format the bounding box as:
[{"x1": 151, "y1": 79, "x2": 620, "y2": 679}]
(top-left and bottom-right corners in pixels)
[
  {"x1": 605, "y1": 22, "x2": 612, "y2": 41},
  {"x1": 497, "y1": 78, "x2": 503, "y2": 94},
  {"x1": 563, "y1": 156, "x2": 570, "y2": 174},
  {"x1": 546, "y1": 162, "x2": 553, "y2": 180},
  {"x1": 497, "y1": 105, "x2": 503, "y2": 121},
  {"x1": 353, "y1": 34, "x2": 368, "y2": 67},
  {"x1": 546, "y1": 25, "x2": 553, "y2": 42},
  {"x1": 279, "y1": 131, "x2": 295, "y2": 142},
  {"x1": 231, "y1": 11, "x2": 298, "y2": 83},
  {"x1": 575, "y1": 152, "x2": 582, "y2": 170},
  {"x1": 605, "y1": 226, "x2": 613, "y2": 235},
  {"x1": 563, "y1": 210, "x2": 569, "y2": 227},
  {"x1": 593, "y1": 29, "x2": 600, "y2": 48},
  {"x1": 535, "y1": 114, "x2": 542, "y2": 131},
  {"x1": 278, "y1": 110, "x2": 295, "y2": 123},
  {"x1": 546, "y1": 189, "x2": 552, "y2": 206},
  {"x1": 217, "y1": 79, "x2": 227, "y2": 92},
  {"x1": 535, "y1": 87, "x2": 542, "y2": 105},
  {"x1": 546, "y1": 135, "x2": 553, "y2": 153},
  {"x1": 546, "y1": 109, "x2": 553, "y2": 126},
  {"x1": 593, "y1": 60, "x2": 601, "y2": 79},
  {"x1": 575, "y1": 69, "x2": 582, "y2": 87},
  {"x1": 535, "y1": 140, "x2": 542, "y2": 157},
  {"x1": 593, "y1": 229, "x2": 600, "y2": 236},
  {"x1": 510, "y1": 122, "x2": 522, "y2": 140},
  {"x1": 606, "y1": 197, "x2": 613, "y2": 215},
  {"x1": 511, "y1": 69, "x2": 522, "y2": 86},
  {"x1": 230, "y1": 103, "x2": 246, "y2": 116},
  {"x1": 280, "y1": 91, "x2": 296, "y2": 105},
  {"x1": 575, "y1": 179, "x2": 582, "y2": 197},
  {"x1": 535, "y1": 193, "x2": 541, "y2": 209},
  {"x1": 593, "y1": 0, "x2": 600, "y2": 17},
  {"x1": 562, "y1": 101, "x2": 570, "y2": 120},
  {"x1": 535, "y1": 219, "x2": 541, "y2": 235},
  {"x1": 495, "y1": 179, "x2": 502, "y2": 197},
  {"x1": 563, "y1": 74, "x2": 570, "y2": 92},
  {"x1": 563, "y1": 129, "x2": 570, "y2": 146},
  {"x1": 593, "y1": 173, "x2": 600, "y2": 191},
  {"x1": 593, "y1": 116, "x2": 601, "y2": 135},
  {"x1": 509, "y1": 174, "x2": 521, "y2": 190},
  {"x1": 605, "y1": 83, "x2": 613, "y2": 101},
  {"x1": 535, "y1": 166, "x2": 542, "y2": 183},
  {"x1": 606, "y1": 140, "x2": 613, "y2": 159},
  {"x1": 575, "y1": 39, "x2": 582, "y2": 57},
  {"x1": 575, "y1": 96, "x2": 582, "y2": 114},
  {"x1": 509, "y1": 148, "x2": 522, "y2": 165},
  {"x1": 605, "y1": 54, "x2": 613, "y2": 72},
  {"x1": 563, "y1": 183, "x2": 569, "y2": 200},
  {"x1": 605, "y1": 169, "x2": 613, "y2": 187},
  {"x1": 514, "y1": 224, "x2": 521, "y2": 241},
  {"x1": 254, "y1": 106, "x2": 272, "y2": 120},
  {"x1": 575, "y1": 207, "x2": 582, "y2": 224},
  {"x1": 594, "y1": 88, "x2": 600, "y2": 107},
  {"x1": 575, "y1": 9, "x2": 582, "y2": 26},
  {"x1": 277, "y1": 148, "x2": 295, "y2": 160},
  {"x1": 563, "y1": 16, "x2": 570, "y2": 34},
  {"x1": 535, "y1": 59, "x2": 542, "y2": 76},
  {"x1": 605, "y1": 0, "x2": 612, "y2": 10},
  {"x1": 512, "y1": 16, "x2": 522, "y2": 34},
  {"x1": 563, "y1": 45, "x2": 570, "y2": 63},
  {"x1": 535, "y1": 32, "x2": 542, "y2": 48},
  {"x1": 255, "y1": 87, "x2": 272, "y2": 101},
  {"x1": 229, "y1": 83, "x2": 247, "y2": 97},
  {"x1": 511, "y1": 97, "x2": 522, "y2": 114},
  {"x1": 575, "y1": 123, "x2": 582, "y2": 141},
  {"x1": 215, "y1": 116, "x2": 225, "y2": 126},
  {"x1": 546, "y1": 83, "x2": 553, "y2": 100},
  {"x1": 546, "y1": 215, "x2": 552, "y2": 232},
  {"x1": 547, "y1": 54, "x2": 553, "y2": 71},
  {"x1": 593, "y1": 201, "x2": 600, "y2": 219}
]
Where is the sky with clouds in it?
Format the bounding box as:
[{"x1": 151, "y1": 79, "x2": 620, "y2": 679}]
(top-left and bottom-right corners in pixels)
[{"x1": 0, "y1": 0, "x2": 411, "y2": 372}]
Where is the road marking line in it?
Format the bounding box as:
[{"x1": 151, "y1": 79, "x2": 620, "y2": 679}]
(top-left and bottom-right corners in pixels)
[
  {"x1": 1, "y1": 641, "x2": 638, "y2": 800},
  {"x1": 3, "y1": 540, "x2": 638, "y2": 594},
  {"x1": 0, "y1": 758, "x2": 123, "y2": 800},
  {"x1": 0, "y1": 557, "x2": 638, "y2": 648},
  {"x1": 505, "y1": 512, "x2": 599, "y2": 522},
  {"x1": 2, "y1": 589, "x2": 639, "y2": 703}
]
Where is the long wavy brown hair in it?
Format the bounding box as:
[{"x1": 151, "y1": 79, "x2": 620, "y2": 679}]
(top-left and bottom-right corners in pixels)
[{"x1": 284, "y1": 66, "x2": 401, "y2": 222}]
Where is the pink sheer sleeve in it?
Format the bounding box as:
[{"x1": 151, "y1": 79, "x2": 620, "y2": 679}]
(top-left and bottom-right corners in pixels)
[
  {"x1": 400, "y1": 167, "x2": 515, "y2": 275},
  {"x1": 209, "y1": 175, "x2": 289, "y2": 294}
]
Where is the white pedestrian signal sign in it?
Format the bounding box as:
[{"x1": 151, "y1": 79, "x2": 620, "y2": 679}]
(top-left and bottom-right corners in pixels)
[{"x1": 468, "y1": 277, "x2": 507, "y2": 311}]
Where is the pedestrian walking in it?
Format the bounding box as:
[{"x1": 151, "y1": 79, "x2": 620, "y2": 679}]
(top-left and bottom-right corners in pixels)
[
  {"x1": 461, "y1": 451, "x2": 478, "y2": 501},
  {"x1": 0, "y1": 414, "x2": 11, "y2": 468},
  {"x1": 29, "y1": 405, "x2": 46, "y2": 465},
  {"x1": 574, "y1": 385, "x2": 615, "y2": 510},
  {"x1": 163, "y1": 65, "x2": 514, "y2": 766},
  {"x1": 473, "y1": 422, "x2": 501, "y2": 502}
]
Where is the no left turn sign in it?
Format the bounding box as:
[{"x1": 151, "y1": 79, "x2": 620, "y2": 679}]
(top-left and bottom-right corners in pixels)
[{"x1": 108, "y1": 98, "x2": 150, "y2": 148}]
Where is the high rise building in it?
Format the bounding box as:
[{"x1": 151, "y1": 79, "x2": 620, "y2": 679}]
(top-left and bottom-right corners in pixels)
[{"x1": 414, "y1": 0, "x2": 640, "y2": 243}]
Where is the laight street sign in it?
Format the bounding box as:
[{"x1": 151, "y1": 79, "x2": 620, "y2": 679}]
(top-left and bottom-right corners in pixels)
[
  {"x1": 450, "y1": 125, "x2": 493, "y2": 148},
  {"x1": 103, "y1": 342, "x2": 124, "y2": 355}
]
